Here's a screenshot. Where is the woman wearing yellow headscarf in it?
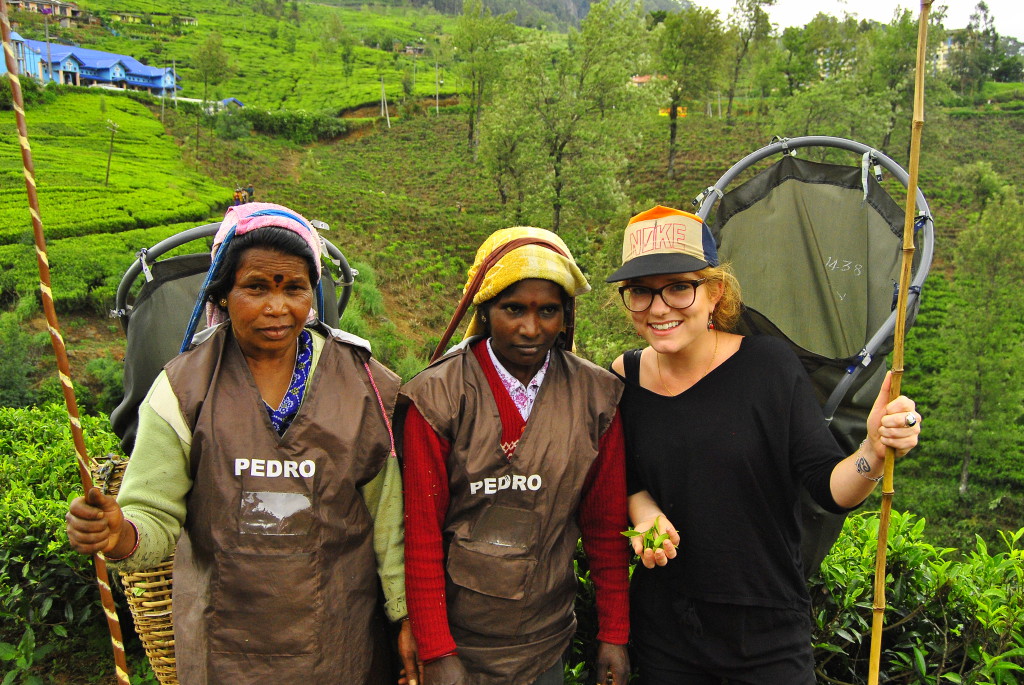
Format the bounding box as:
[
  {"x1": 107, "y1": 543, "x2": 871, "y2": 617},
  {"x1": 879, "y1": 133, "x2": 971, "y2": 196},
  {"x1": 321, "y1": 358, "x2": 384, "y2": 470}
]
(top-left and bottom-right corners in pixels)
[{"x1": 399, "y1": 228, "x2": 631, "y2": 685}]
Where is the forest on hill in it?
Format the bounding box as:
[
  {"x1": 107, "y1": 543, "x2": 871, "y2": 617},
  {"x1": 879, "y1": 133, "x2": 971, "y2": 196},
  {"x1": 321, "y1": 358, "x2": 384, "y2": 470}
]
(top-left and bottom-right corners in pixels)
[{"x1": 2, "y1": 0, "x2": 1023, "y2": 682}]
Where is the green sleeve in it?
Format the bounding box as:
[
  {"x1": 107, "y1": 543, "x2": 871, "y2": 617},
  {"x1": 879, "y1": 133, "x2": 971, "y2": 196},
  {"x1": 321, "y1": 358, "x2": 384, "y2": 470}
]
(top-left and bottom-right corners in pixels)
[
  {"x1": 360, "y1": 454, "x2": 408, "y2": 622},
  {"x1": 113, "y1": 372, "x2": 192, "y2": 572}
]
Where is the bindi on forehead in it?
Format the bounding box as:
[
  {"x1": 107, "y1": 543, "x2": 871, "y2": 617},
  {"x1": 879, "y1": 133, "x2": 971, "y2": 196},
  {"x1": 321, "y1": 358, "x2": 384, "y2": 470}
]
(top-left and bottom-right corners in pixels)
[{"x1": 273, "y1": 274, "x2": 284, "y2": 284}]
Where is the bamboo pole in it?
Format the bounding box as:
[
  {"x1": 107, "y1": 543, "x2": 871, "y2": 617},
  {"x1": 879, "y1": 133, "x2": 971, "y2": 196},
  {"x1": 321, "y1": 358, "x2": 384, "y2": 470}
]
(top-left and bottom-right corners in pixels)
[
  {"x1": 0, "y1": 5, "x2": 131, "y2": 683},
  {"x1": 867, "y1": 2, "x2": 931, "y2": 683}
]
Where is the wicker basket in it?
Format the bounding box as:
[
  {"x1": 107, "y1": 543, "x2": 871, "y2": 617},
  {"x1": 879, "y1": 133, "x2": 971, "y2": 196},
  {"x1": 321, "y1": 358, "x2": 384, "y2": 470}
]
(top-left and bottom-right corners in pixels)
[{"x1": 93, "y1": 454, "x2": 179, "y2": 685}]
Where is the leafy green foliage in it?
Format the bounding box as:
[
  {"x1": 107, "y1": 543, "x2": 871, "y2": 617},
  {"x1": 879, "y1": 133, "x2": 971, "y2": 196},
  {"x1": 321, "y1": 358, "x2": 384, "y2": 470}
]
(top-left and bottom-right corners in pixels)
[
  {"x1": 621, "y1": 515, "x2": 671, "y2": 551},
  {"x1": 811, "y1": 511, "x2": 1024, "y2": 684},
  {"x1": 0, "y1": 311, "x2": 42, "y2": 408},
  {"x1": 0, "y1": 626, "x2": 55, "y2": 685},
  {"x1": 0, "y1": 78, "x2": 57, "y2": 112},
  {"x1": 0, "y1": 405, "x2": 122, "y2": 648},
  {"x1": 193, "y1": 32, "x2": 232, "y2": 103},
  {"x1": 653, "y1": 6, "x2": 728, "y2": 177},
  {"x1": 0, "y1": 220, "x2": 213, "y2": 313},
  {"x1": 480, "y1": 0, "x2": 649, "y2": 232},
  {"x1": 234, "y1": 106, "x2": 353, "y2": 143},
  {"x1": 452, "y1": 0, "x2": 517, "y2": 148},
  {"x1": 85, "y1": 357, "x2": 126, "y2": 417}
]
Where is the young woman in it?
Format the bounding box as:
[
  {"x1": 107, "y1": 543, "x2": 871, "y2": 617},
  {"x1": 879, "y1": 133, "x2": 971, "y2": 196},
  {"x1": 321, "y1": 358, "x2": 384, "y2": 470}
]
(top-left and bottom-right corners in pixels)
[
  {"x1": 607, "y1": 205, "x2": 921, "y2": 684},
  {"x1": 401, "y1": 227, "x2": 631, "y2": 685}
]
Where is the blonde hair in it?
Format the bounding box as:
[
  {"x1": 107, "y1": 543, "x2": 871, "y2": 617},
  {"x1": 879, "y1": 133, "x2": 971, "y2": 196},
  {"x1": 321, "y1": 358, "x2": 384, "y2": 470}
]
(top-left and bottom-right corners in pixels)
[{"x1": 700, "y1": 262, "x2": 742, "y2": 332}]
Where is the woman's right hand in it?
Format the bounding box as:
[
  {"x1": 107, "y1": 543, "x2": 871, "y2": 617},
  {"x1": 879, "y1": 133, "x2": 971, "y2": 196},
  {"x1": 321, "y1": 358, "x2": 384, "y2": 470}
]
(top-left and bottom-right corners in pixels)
[
  {"x1": 631, "y1": 514, "x2": 679, "y2": 569},
  {"x1": 65, "y1": 487, "x2": 130, "y2": 557},
  {"x1": 422, "y1": 655, "x2": 469, "y2": 685}
]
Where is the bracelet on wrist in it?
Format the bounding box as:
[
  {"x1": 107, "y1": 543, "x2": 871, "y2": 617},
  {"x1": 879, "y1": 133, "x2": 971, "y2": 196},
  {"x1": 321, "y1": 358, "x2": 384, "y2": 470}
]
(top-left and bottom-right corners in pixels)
[
  {"x1": 103, "y1": 520, "x2": 139, "y2": 562},
  {"x1": 855, "y1": 439, "x2": 884, "y2": 482}
]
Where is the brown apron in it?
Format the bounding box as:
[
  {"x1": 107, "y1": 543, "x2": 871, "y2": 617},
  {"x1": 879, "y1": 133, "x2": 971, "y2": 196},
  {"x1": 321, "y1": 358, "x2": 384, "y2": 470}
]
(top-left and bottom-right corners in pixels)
[
  {"x1": 165, "y1": 324, "x2": 399, "y2": 684},
  {"x1": 400, "y1": 341, "x2": 621, "y2": 685}
]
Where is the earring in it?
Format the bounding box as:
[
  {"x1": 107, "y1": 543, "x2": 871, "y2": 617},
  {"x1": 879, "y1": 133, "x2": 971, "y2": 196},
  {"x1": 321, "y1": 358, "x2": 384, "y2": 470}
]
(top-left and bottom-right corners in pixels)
[
  {"x1": 219, "y1": 298, "x2": 228, "y2": 307},
  {"x1": 480, "y1": 314, "x2": 488, "y2": 323},
  {"x1": 707, "y1": 313, "x2": 715, "y2": 330}
]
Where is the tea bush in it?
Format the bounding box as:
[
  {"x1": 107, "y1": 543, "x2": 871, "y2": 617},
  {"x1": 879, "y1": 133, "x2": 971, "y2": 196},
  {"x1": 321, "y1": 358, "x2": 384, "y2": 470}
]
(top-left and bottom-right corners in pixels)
[
  {"x1": 0, "y1": 404, "x2": 122, "y2": 647},
  {"x1": 236, "y1": 107, "x2": 350, "y2": 143},
  {"x1": 0, "y1": 310, "x2": 42, "y2": 408},
  {"x1": 810, "y1": 510, "x2": 1024, "y2": 684},
  {"x1": 0, "y1": 93, "x2": 230, "y2": 247},
  {"x1": 0, "y1": 219, "x2": 213, "y2": 313},
  {"x1": 3, "y1": 411, "x2": 1022, "y2": 682}
]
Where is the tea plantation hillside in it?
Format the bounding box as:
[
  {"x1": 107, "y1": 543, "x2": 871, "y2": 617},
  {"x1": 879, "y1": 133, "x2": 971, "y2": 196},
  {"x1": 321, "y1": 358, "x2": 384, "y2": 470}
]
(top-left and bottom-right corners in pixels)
[
  {"x1": 12, "y1": 0, "x2": 459, "y2": 111},
  {"x1": 2, "y1": 76, "x2": 1022, "y2": 683},
  {"x1": 0, "y1": 89, "x2": 230, "y2": 312}
]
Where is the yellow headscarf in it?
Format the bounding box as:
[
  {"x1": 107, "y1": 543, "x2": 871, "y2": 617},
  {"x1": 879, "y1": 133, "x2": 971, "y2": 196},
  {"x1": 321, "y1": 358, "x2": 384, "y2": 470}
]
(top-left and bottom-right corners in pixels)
[{"x1": 462, "y1": 226, "x2": 590, "y2": 339}]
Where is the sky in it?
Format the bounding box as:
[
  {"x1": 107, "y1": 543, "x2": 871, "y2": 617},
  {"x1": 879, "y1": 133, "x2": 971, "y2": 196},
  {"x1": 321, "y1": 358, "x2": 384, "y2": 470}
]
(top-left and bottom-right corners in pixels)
[{"x1": 693, "y1": 1, "x2": 1024, "y2": 41}]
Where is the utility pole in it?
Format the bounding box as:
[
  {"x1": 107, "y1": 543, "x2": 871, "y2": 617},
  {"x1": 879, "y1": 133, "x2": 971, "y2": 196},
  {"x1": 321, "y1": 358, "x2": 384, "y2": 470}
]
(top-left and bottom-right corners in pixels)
[
  {"x1": 42, "y1": 5, "x2": 53, "y2": 83},
  {"x1": 435, "y1": 58, "x2": 440, "y2": 115},
  {"x1": 173, "y1": 58, "x2": 177, "y2": 109},
  {"x1": 380, "y1": 76, "x2": 390, "y2": 128},
  {"x1": 104, "y1": 119, "x2": 118, "y2": 186}
]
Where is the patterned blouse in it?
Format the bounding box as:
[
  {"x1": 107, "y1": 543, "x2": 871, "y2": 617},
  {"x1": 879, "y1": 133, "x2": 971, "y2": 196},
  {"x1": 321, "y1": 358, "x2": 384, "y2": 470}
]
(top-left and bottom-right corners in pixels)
[
  {"x1": 485, "y1": 338, "x2": 549, "y2": 421},
  {"x1": 264, "y1": 329, "x2": 313, "y2": 435}
]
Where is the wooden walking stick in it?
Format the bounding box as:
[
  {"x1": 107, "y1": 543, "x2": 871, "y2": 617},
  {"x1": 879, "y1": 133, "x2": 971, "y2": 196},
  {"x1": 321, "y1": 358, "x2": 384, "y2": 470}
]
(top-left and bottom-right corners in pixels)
[
  {"x1": 0, "y1": 5, "x2": 131, "y2": 683},
  {"x1": 867, "y1": 2, "x2": 931, "y2": 683}
]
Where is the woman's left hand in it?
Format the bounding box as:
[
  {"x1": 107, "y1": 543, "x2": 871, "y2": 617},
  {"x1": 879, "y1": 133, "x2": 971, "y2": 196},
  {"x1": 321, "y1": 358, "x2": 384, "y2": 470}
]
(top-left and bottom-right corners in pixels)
[
  {"x1": 396, "y1": 619, "x2": 419, "y2": 685},
  {"x1": 594, "y1": 641, "x2": 630, "y2": 685},
  {"x1": 866, "y1": 371, "x2": 921, "y2": 461}
]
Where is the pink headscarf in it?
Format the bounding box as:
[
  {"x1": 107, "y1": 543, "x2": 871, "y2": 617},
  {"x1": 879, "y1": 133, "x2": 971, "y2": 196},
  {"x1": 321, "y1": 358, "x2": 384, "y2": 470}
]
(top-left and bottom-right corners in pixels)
[{"x1": 206, "y1": 202, "x2": 322, "y2": 327}]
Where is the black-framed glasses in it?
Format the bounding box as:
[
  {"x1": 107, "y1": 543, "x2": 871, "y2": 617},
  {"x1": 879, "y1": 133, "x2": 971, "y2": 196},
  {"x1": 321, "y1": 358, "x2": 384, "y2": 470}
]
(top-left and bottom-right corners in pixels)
[{"x1": 618, "y1": 278, "x2": 707, "y2": 313}]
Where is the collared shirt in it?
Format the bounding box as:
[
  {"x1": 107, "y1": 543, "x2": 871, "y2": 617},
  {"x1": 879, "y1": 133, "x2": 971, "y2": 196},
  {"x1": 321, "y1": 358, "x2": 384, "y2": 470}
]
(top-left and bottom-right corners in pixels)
[{"x1": 486, "y1": 338, "x2": 549, "y2": 420}]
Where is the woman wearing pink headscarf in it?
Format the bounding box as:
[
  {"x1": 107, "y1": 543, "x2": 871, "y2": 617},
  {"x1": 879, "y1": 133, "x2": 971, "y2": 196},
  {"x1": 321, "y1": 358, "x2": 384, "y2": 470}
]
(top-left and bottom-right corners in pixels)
[{"x1": 67, "y1": 203, "x2": 417, "y2": 684}]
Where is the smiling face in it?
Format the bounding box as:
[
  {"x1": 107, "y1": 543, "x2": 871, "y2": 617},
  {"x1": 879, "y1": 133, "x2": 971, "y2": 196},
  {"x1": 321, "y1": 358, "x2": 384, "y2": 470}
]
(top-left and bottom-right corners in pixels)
[
  {"x1": 226, "y1": 247, "x2": 314, "y2": 361},
  {"x1": 625, "y1": 271, "x2": 722, "y2": 356},
  {"x1": 485, "y1": 278, "x2": 565, "y2": 386}
]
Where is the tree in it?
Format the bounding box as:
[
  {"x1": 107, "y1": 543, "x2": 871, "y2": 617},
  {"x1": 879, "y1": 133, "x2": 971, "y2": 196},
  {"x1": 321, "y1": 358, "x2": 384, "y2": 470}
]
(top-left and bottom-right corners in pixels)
[
  {"x1": 802, "y1": 12, "x2": 860, "y2": 80},
  {"x1": 992, "y1": 53, "x2": 1023, "y2": 82},
  {"x1": 859, "y1": 10, "x2": 934, "y2": 152},
  {"x1": 778, "y1": 25, "x2": 819, "y2": 96},
  {"x1": 480, "y1": 0, "x2": 648, "y2": 232},
  {"x1": 193, "y1": 32, "x2": 232, "y2": 104},
  {"x1": 655, "y1": 7, "x2": 727, "y2": 177},
  {"x1": 770, "y1": 77, "x2": 888, "y2": 145},
  {"x1": 723, "y1": 0, "x2": 775, "y2": 123},
  {"x1": 452, "y1": 0, "x2": 516, "y2": 151},
  {"x1": 951, "y1": 161, "x2": 1011, "y2": 220},
  {"x1": 320, "y1": 13, "x2": 351, "y2": 57},
  {"x1": 929, "y1": 189, "x2": 1024, "y2": 496},
  {"x1": 340, "y1": 42, "x2": 356, "y2": 82},
  {"x1": 946, "y1": 1, "x2": 1000, "y2": 96}
]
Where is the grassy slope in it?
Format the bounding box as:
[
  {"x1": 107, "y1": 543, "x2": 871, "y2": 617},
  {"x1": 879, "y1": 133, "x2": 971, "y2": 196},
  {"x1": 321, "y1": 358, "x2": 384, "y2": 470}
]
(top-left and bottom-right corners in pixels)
[
  {"x1": 6, "y1": 16, "x2": 1024, "y2": 543},
  {"x1": 180, "y1": 102, "x2": 1024, "y2": 549},
  {"x1": 0, "y1": 91, "x2": 229, "y2": 310},
  {"x1": 13, "y1": 0, "x2": 458, "y2": 110}
]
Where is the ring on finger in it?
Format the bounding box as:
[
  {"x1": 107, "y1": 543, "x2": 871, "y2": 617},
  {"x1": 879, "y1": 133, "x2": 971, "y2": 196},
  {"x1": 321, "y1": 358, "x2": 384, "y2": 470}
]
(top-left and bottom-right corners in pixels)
[{"x1": 904, "y1": 412, "x2": 918, "y2": 427}]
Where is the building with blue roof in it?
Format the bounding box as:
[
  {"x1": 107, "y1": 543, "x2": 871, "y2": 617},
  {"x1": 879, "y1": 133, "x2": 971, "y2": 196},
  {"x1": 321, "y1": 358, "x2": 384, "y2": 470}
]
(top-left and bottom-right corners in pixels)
[{"x1": 1, "y1": 30, "x2": 179, "y2": 95}]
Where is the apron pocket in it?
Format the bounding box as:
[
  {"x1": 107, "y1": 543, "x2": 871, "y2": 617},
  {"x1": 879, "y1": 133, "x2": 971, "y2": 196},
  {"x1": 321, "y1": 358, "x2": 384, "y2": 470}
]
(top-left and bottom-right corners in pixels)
[
  {"x1": 239, "y1": 490, "x2": 314, "y2": 536},
  {"x1": 210, "y1": 551, "x2": 319, "y2": 656},
  {"x1": 447, "y1": 541, "x2": 537, "y2": 601}
]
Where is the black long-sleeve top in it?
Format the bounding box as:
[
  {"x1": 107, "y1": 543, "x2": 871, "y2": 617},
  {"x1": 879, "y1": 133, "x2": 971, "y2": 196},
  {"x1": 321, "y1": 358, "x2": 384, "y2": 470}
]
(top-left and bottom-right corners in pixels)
[{"x1": 614, "y1": 335, "x2": 848, "y2": 609}]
